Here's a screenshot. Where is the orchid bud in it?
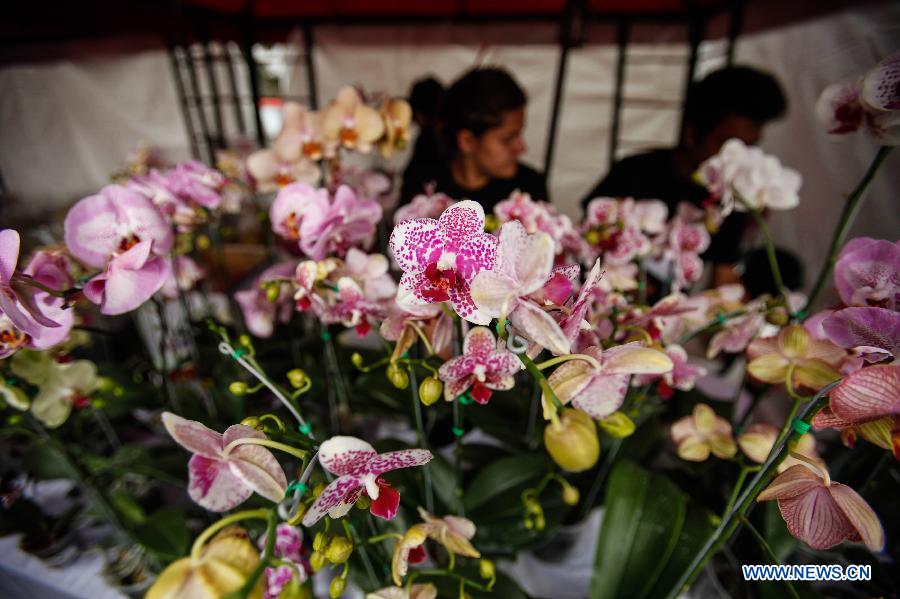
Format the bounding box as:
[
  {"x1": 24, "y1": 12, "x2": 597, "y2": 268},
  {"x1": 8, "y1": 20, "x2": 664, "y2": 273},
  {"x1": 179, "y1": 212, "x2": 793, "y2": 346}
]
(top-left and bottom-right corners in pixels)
[
  {"x1": 313, "y1": 482, "x2": 326, "y2": 497},
  {"x1": 286, "y1": 502, "x2": 307, "y2": 526},
  {"x1": 287, "y1": 368, "x2": 310, "y2": 389},
  {"x1": 329, "y1": 577, "x2": 346, "y2": 598},
  {"x1": 310, "y1": 551, "x2": 326, "y2": 572},
  {"x1": 386, "y1": 363, "x2": 409, "y2": 389},
  {"x1": 313, "y1": 532, "x2": 328, "y2": 552},
  {"x1": 765, "y1": 306, "x2": 789, "y2": 327},
  {"x1": 265, "y1": 283, "x2": 281, "y2": 303},
  {"x1": 229, "y1": 381, "x2": 249, "y2": 396},
  {"x1": 240, "y1": 416, "x2": 262, "y2": 429},
  {"x1": 479, "y1": 559, "x2": 496, "y2": 580},
  {"x1": 544, "y1": 408, "x2": 600, "y2": 472},
  {"x1": 92, "y1": 399, "x2": 107, "y2": 409},
  {"x1": 599, "y1": 412, "x2": 636, "y2": 439},
  {"x1": 419, "y1": 377, "x2": 443, "y2": 406},
  {"x1": 96, "y1": 376, "x2": 117, "y2": 392},
  {"x1": 324, "y1": 536, "x2": 353, "y2": 564},
  {"x1": 355, "y1": 495, "x2": 371, "y2": 510},
  {"x1": 351, "y1": 352, "x2": 365, "y2": 370},
  {"x1": 562, "y1": 483, "x2": 580, "y2": 506},
  {"x1": 196, "y1": 234, "x2": 211, "y2": 250}
]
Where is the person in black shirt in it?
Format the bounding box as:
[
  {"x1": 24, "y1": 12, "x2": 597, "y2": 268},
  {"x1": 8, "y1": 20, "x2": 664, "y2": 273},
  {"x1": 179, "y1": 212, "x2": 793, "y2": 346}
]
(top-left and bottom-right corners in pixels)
[
  {"x1": 580, "y1": 66, "x2": 787, "y2": 287},
  {"x1": 401, "y1": 67, "x2": 549, "y2": 211}
]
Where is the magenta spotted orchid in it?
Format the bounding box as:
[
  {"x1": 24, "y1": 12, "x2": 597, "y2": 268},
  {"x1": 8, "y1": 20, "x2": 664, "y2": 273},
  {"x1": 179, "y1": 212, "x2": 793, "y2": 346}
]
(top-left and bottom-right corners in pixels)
[
  {"x1": 471, "y1": 221, "x2": 571, "y2": 355},
  {"x1": 270, "y1": 183, "x2": 381, "y2": 260},
  {"x1": 162, "y1": 412, "x2": 288, "y2": 512},
  {"x1": 302, "y1": 436, "x2": 432, "y2": 527},
  {"x1": 318, "y1": 277, "x2": 388, "y2": 336},
  {"x1": 544, "y1": 343, "x2": 673, "y2": 420},
  {"x1": 394, "y1": 190, "x2": 455, "y2": 225},
  {"x1": 438, "y1": 326, "x2": 520, "y2": 404},
  {"x1": 390, "y1": 200, "x2": 498, "y2": 325}
]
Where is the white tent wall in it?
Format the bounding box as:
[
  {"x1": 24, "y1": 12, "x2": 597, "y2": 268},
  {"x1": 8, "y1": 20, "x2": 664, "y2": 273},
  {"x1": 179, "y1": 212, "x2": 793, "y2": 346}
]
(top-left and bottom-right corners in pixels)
[{"x1": 0, "y1": 4, "x2": 897, "y2": 299}]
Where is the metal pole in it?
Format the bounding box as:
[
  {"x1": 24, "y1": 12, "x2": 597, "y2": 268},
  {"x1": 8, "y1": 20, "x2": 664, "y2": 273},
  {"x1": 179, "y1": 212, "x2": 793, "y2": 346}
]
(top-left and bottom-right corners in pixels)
[
  {"x1": 241, "y1": 1, "x2": 266, "y2": 147},
  {"x1": 225, "y1": 42, "x2": 248, "y2": 136},
  {"x1": 167, "y1": 44, "x2": 201, "y2": 160},
  {"x1": 608, "y1": 20, "x2": 630, "y2": 170},
  {"x1": 184, "y1": 43, "x2": 215, "y2": 163},
  {"x1": 679, "y1": 16, "x2": 706, "y2": 143},
  {"x1": 725, "y1": 0, "x2": 745, "y2": 66},
  {"x1": 303, "y1": 23, "x2": 319, "y2": 110},
  {"x1": 543, "y1": 0, "x2": 581, "y2": 179},
  {"x1": 201, "y1": 36, "x2": 227, "y2": 150}
]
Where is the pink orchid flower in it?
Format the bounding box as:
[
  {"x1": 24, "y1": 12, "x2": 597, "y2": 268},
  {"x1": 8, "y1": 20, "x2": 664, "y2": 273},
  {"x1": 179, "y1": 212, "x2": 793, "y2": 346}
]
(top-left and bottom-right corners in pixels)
[
  {"x1": 0, "y1": 230, "x2": 62, "y2": 339},
  {"x1": 380, "y1": 301, "x2": 453, "y2": 362},
  {"x1": 64, "y1": 184, "x2": 173, "y2": 269},
  {"x1": 270, "y1": 183, "x2": 381, "y2": 260},
  {"x1": 162, "y1": 412, "x2": 288, "y2": 512},
  {"x1": 470, "y1": 221, "x2": 570, "y2": 355},
  {"x1": 259, "y1": 524, "x2": 307, "y2": 599},
  {"x1": 322, "y1": 86, "x2": 385, "y2": 155},
  {"x1": 813, "y1": 364, "x2": 900, "y2": 459},
  {"x1": 558, "y1": 259, "x2": 603, "y2": 345},
  {"x1": 544, "y1": 343, "x2": 673, "y2": 420},
  {"x1": 164, "y1": 160, "x2": 225, "y2": 210},
  {"x1": 394, "y1": 190, "x2": 455, "y2": 225},
  {"x1": 635, "y1": 344, "x2": 706, "y2": 398},
  {"x1": 816, "y1": 80, "x2": 866, "y2": 136},
  {"x1": 301, "y1": 436, "x2": 432, "y2": 527},
  {"x1": 337, "y1": 248, "x2": 397, "y2": 301},
  {"x1": 82, "y1": 240, "x2": 170, "y2": 315},
  {"x1": 437, "y1": 326, "x2": 520, "y2": 404},
  {"x1": 235, "y1": 261, "x2": 297, "y2": 338},
  {"x1": 160, "y1": 255, "x2": 205, "y2": 300},
  {"x1": 247, "y1": 102, "x2": 323, "y2": 192},
  {"x1": 822, "y1": 307, "x2": 900, "y2": 360},
  {"x1": 20, "y1": 250, "x2": 75, "y2": 351},
  {"x1": 758, "y1": 463, "x2": 884, "y2": 552},
  {"x1": 319, "y1": 277, "x2": 388, "y2": 336},
  {"x1": 833, "y1": 238, "x2": 899, "y2": 310},
  {"x1": 390, "y1": 200, "x2": 498, "y2": 325}
]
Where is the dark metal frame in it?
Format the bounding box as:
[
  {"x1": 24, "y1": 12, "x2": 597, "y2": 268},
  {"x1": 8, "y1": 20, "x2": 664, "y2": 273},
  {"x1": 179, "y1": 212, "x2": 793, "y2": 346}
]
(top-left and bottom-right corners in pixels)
[{"x1": 169, "y1": 1, "x2": 746, "y2": 183}]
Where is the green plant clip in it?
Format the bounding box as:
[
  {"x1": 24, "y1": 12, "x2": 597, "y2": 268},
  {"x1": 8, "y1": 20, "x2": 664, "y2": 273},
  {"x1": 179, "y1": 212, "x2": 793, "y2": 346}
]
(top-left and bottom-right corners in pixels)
[
  {"x1": 298, "y1": 423, "x2": 312, "y2": 437},
  {"x1": 458, "y1": 394, "x2": 473, "y2": 406},
  {"x1": 791, "y1": 418, "x2": 811, "y2": 435},
  {"x1": 452, "y1": 427, "x2": 465, "y2": 438},
  {"x1": 231, "y1": 348, "x2": 247, "y2": 360},
  {"x1": 321, "y1": 331, "x2": 331, "y2": 341},
  {"x1": 793, "y1": 309, "x2": 807, "y2": 320},
  {"x1": 284, "y1": 481, "x2": 308, "y2": 497}
]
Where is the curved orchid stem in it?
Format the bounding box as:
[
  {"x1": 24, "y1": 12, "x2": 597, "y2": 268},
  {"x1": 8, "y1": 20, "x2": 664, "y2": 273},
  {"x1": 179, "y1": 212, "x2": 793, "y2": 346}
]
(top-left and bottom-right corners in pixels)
[
  {"x1": 16, "y1": 275, "x2": 67, "y2": 298},
  {"x1": 803, "y1": 146, "x2": 892, "y2": 316},
  {"x1": 733, "y1": 189, "x2": 787, "y2": 303},
  {"x1": 190, "y1": 508, "x2": 269, "y2": 562},
  {"x1": 407, "y1": 322, "x2": 436, "y2": 356},
  {"x1": 677, "y1": 309, "x2": 749, "y2": 345},
  {"x1": 518, "y1": 352, "x2": 565, "y2": 413},
  {"x1": 221, "y1": 437, "x2": 309, "y2": 461},
  {"x1": 407, "y1": 357, "x2": 435, "y2": 512},
  {"x1": 665, "y1": 379, "x2": 840, "y2": 598},
  {"x1": 217, "y1": 340, "x2": 311, "y2": 435},
  {"x1": 535, "y1": 353, "x2": 601, "y2": 372},
  {"x1": 722, "y1": 464, "x2": 760, "y2": 517}
]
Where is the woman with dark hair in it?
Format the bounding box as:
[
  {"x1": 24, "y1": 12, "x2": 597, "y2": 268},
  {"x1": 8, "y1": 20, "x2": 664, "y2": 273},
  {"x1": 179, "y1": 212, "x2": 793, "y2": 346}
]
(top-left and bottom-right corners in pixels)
[{"x1": 400, "y1": 67, "x2": 549, "y2": 210}]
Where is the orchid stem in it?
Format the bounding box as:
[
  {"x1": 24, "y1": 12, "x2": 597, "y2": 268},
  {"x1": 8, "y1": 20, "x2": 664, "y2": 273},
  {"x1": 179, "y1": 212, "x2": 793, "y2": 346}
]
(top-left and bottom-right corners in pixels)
[
  {"x1": 407, "y1": 352, "x2": 435, "y2": 513},
  {"x1": 221, "y1": 437, "x2": 308, "y2": 461},
  {"x1": 367, "y1": 533, "x2": 403, "y2": 544},
  {"x1": 664, "y1": 380, "x2": 840, "y2": 598},
  {"x1": 535, "y1": 353, "x2": 601, "y2": 371},
  {"x1": 803, "y1": 146, "x2": 892, "y2": 316},
  {"x1": 408, "y1": 323, "x2": 436, "y2": 356},
  {"x1": 190, "y1": 508, "x2": 270, "y2": 562},
  {"x1": 740, "y1": 515, "x2": 801, "y2": 599},
  {"x1": 518, "y1": 353, "x2": 564, "y2": 412},
  {"x1": 723, "y1": 465, "x2": 760, "y2": 517},
  {"x1": 677, "y1": 309, "x2": 748, "y2": 345},
  {"x1": 734, "y1": 190, "x2": 787, "y2": 302}
]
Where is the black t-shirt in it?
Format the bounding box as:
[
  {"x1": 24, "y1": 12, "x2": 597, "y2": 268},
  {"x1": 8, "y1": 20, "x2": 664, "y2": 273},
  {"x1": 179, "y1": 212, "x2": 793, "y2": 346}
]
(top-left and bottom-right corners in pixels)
[
  {"x1": 401, "y1": 159, "x2": 549, "y2": 212},
  {"x1": 580, "y1": 149, "x2": 746, "y2": 264}
]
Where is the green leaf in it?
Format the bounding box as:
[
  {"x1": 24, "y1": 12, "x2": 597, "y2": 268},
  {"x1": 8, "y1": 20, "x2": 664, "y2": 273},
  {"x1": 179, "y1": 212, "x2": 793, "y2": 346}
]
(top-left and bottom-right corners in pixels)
[
  {"x1": 23, "y1": 441, "x2": 76, "y2": 480},
  {"x1": 591, "y1": 460, "x2": 713, "y2": 599},
  {"x1": 464, "y1": 454, "x2": 547, "y2": 514},
  {"x1": 134, "y1": 508, "x2": 190, "y2": 561},
  {"x1": 109, "y1": 491, "x2": 146, "y2": 527}
]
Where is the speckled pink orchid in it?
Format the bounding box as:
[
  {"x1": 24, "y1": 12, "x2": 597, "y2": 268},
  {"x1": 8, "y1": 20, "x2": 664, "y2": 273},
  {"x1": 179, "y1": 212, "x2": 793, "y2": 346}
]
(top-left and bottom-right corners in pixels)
[
  {"x1": 390, "y1": 200, "x2": 498, "y2": 325},
  {"x1": 438, "y1": 326, "x2": 520, "y2": 404},
  {"x1": 247, "y1": 102, "x2": 323, "y2": 192},
  {"x1": 833, "y1": 238, "x2": 900, "y2": 310},
  {"x1": 544, "y1": 343, "x2": 673, "y2": 420},
  {"x1": 319, "y1": 277, "x2": 388, "y2": 336},
  {"x1": 558, "y1": 259, "x2": 603, "y2": 346},
  {"x1": 162, "y1": 412, "x2": 288, "y2": 512},
  {"x1": 235, "y1": 261, "x2": 297, "y2": 338},
  {"x1": 258, "y1": 524, "x2": 307, "y2": 599},
  {"x1": 494, "y1": 191, "x2": 574, "y2": 254},
  {"x1": 471, "y1": 221, "x2": 570, "y2": 355},
  {"x1": 758, "y1": 463, "x2": 884, "y2": 552},
  {"x1": 817, "y1": 51, "x2": 900, "y2": 144},
  {"x1": 822, "y1": 307, "x2": 900, "y2": 360},
  {"x1": 0, "y1": 230, "x2": 62, "y2": 340},
  {"x1": 270, "y1": 183, "x2": 381, "y2": 260},
  {"x1": 813, "y1": 364, "x2": 900, "y2": 459},
  {"x1": 323, "y1": 86, "x2": 385, "y2": 155},
  {"x1": 301, "y1": 436, "x2": 432, "y2": 527},
  {"x1": 64, "y1": 184, "x2": 173, "y2": 269}
]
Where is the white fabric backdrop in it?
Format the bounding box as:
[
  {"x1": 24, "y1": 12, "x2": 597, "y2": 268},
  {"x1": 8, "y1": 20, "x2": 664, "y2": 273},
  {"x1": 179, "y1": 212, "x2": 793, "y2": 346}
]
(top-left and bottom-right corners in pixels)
[{"x1": 1, "y1": 3, "x2": 897, "y2": 301}]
